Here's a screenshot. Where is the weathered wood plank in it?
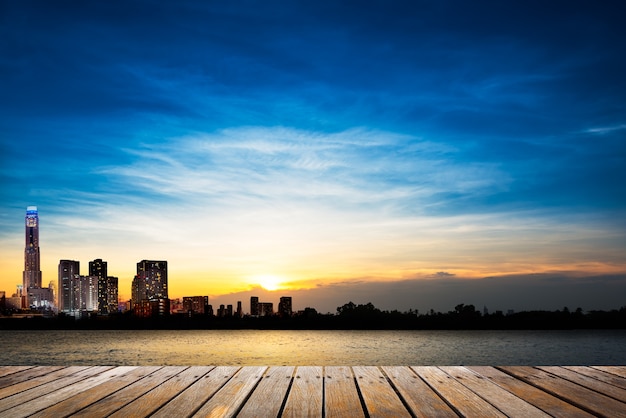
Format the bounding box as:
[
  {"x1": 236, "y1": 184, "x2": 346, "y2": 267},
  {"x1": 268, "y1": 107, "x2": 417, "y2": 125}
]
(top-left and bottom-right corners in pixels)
[
  {"x1": 468, "y1": 366, "x2": 595, "y2": 418},
  {"x1": 538, "y1": 366, "x2": 626, "y2": 402},
  {"x1": 568, "y1": 366, "x2": 626, "y2": 390},
  {"x1": 28, "y1": 366, "x2": 162, "y2": 418},
  {"x1": 282, "y1": 366, "x2": 323, "y2": 418},
  {"x1": 237, "y1": 366, "x2": 294, "y2": 418},
  {"x1": 0, "y1": 366, "x2": 65, "y2": 390},
  {"x1": 0, "y1": 367, "x2": 35, "y2": 379},
  {"x1": 151, "y1": 366, "x2": 240, "y2": 418},
  {"x1": 352, "y1": 366, "x2": 411, "y2": 418},
  {"x1": 0, "y1": 366, "x2": 121, "y2": 418},
  {"x1": 592, "y1": 366, "x2": 626, "y2": 379},
  {"x1": 324, "y1": 366, "x2": 365, "y2": 418},
  {"x1": 413, "y1": 366, "x2": 506, "y2": 417},
  {"x1": 191, "y1": 366, "x2": 267, "y2": 418},
  {"x1": 382, "y1": 366, "x2": 457, "y2": 417},
  {"x1": 500, "y1": 366, "x2": 626, "y2": 418},
  {"x1": 441, "y1": 366, "x2": 550, "y2": 417},
  {"x1": 0, "y1": 366, "x2": 90, "y2": 402},
  {"x1": 70, "y1": 366, "x2": 185, "y2": 418},
  {"x1": 108, "y1": 366, "x2": 213, "y2": 418}
]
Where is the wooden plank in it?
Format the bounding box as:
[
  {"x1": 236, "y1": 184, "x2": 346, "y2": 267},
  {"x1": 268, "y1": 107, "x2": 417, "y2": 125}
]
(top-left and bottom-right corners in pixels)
[
  {"x1": 282, "y1": 366, "x2": 323, "y2": 418},
  {"x1": 190, "y1": 366, "x2": 267, "y2": 418},
  {"x1": 0, "y1": 366, "x2": 120, "y2": 418},
  {"x1": 441, "y1": 366, "x2": 550, "y2": 417},
  {"x1": 28, "y1": 366, "x2": 162, "y2": 418},
  {"x1": 324, "y1": 366, "x2": 365, "y2": 418},
  {"x1": 592, "y1": 366, "x2": 626, "y2": 379},
  {"x1": 382, "y1": 366, "x2": 457, "y2": 417},
  {"x1": 70, "y1": 366, "x2": 186, "y2": 418},
  {"x1": 107, "y1": 366, "x2": 212, "y2": 418},
  {"x1": 413, "y1": 366, "x2": 506, "y2": 417},
  {"x1": 468, "y1": 366, "x2": 594, "y2": 418},
  {"x1": 0, "y1": 366, "x2": 35, "y2": 379},
  {"x1": 237, "y1": 366, "x2": 293, "y2": 418},
  {"x1": 352, "y1": 366, "x2": 411, "y2": 418},
  {"x1": 563, "y1": 366, "x2": 626, "y2": 391},
  {"x1": 0, "y1": 366, "x2": 65, "y2": 390},
  {"x1": 151, "y1": 366, "x2": 240, "y2": 418},
  {"x1": 537, "y1": 366, "x2": 626, "y2": 402},
  {"x1": 237, "y1": 366, "x2": 294, "y2": 418},
  {"x1": 500, "y1": 366, "x2": 626, "y2": 418},
  {"x1": 0, "y1": 366, "x2": 90, "y2": 401}
]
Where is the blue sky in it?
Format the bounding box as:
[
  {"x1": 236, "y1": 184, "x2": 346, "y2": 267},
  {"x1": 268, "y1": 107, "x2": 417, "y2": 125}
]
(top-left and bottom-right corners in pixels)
[{"x1": 1, "y1": 1, "x2": 625, "y2": 312}]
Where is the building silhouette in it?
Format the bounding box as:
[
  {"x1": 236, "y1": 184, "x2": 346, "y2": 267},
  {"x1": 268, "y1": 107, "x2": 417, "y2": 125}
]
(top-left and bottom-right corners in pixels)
[
  {"x1": 183, "y1": 296, "x2": 207, "y2": 315},
  {"x1": 259, "y1": 302, "x2": 273, "y2": 316},
  {"x1": 279, "y1": 296, "x2": 292, "y2": 317},
  {"x1": 250, "y1": 296, "x2": 259, "y2": 316}
]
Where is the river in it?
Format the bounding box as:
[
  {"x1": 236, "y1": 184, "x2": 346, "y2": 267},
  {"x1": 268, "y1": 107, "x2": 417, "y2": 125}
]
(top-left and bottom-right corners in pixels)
[{"x1": 3, "y1": 329, "x2": 625, "y2": 365}]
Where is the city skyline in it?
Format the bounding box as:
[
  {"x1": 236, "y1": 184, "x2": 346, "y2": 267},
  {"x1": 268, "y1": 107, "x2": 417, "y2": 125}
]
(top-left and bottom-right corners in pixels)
[{"x1": 1, "y1": 2, "x2": 625, "y2": 314}]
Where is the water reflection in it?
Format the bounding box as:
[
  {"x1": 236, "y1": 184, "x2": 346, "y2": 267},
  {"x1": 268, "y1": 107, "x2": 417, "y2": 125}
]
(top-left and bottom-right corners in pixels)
[{"x1": 4, "y1": 329, "x2": 625, "y2": 365}]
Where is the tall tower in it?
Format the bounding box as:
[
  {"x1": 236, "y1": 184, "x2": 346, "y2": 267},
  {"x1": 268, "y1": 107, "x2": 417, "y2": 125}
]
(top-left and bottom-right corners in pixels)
[
  {"x1": 58, "y1": 260, "x2": 80, "y2": 313},
  {"x1": 23, "y1": 206, "x2": 42, "y2": 291},
  {"x1": 89, "y1": 259, "x2": 108, "y2": 314}
]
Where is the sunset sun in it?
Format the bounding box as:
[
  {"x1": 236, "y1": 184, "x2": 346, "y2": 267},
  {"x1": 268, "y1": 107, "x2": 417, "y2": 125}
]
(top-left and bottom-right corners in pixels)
[{"x1": 254, "y1": 275, "x2": 285, "y2": 291}]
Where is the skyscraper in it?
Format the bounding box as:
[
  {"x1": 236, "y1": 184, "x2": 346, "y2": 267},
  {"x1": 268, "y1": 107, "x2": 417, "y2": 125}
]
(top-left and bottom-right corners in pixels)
[
  {"x1": 58, "y1": 260, "x2": 80, "y2": 313},
  {"x1": 250, "y1": 296, "x2": 259, "y2": 316},
  {"x1": 89, "y1": 259, "x2": 108, "y2": 314},
  {"x1": 132, "y1": 260, "x2": 168, "y2": 305},
  {"x1": 106, "y1": 276, "x2": 119, "y2": 314},
  {"x1": 23, "y1": 206, "x2": 42, "y2": 291},
  {"x1": 279, "y1": 296, "x2": 292, "y2": 317}
]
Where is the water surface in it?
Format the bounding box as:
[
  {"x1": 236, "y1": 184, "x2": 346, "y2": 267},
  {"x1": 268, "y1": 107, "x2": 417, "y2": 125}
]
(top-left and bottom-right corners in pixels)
[{"x1": 4, "y1": 329, "x2": 625, "y2": 365}]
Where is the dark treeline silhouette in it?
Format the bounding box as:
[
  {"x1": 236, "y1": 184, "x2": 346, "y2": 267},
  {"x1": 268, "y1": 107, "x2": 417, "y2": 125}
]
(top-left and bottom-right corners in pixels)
[{"x1": 1, "y1": 301, "x2": 625, "y2": 330}]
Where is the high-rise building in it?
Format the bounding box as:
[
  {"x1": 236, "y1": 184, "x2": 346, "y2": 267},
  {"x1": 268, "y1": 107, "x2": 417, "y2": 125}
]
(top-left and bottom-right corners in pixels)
[
  {"x1": 57, "y1": 257, "x2": 97, "y2": 318},
  {"x1": 279, "y1": 296, "x2": 292, "y2": 317},
  {"x1": 58, "y1": 260, "x2": 80, "y2": 313},
  {"x1": 132, "y1": 260, "x2": 168, "y2": 305},
  {"x1": 250, "y1": 296, "x2": 259, "y2": 316},
  {"x1": 23, "y1": 207, "x2": 42, "y2": 306},
  {"x1": 89, "y1": 259, "x2": 108, "y2": 314},
  {"x1": 106, "y1": 276, "x2": 119, "y2": 314}
]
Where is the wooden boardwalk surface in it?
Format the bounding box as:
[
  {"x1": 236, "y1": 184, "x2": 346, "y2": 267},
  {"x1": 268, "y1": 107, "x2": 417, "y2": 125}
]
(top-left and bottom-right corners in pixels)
[{"x1": 0, "y1": 366, "x2": 624, "y2": 417}]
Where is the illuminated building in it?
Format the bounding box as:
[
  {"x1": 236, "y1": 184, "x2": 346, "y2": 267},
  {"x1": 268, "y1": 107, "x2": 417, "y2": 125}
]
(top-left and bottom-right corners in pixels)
[
  {"x1": 89, "y1": 259, "x2": 108, "y2": 314},
  {"x1": 135, "y1": 260, "x2": 168, "y2": 302},
  {"x1": 23, "y1": 206, "x2": 53, "y2": 308},
  {"x1": 134, "y1": 298, "x2": 170, "y2": 318},
  {"x1": 58, "y1": 260, "x2": 80, "y2": 313},
  {"x1": 279, "y1": 296, "x2": 292, "y2": 317},
  {"x1": 106, "y1": 276, "x2": 119, "y2": 313},
  {"x1": 57, "y1": 259, "x2": 97, "y2": 317},
  {"x1": 183, "y1": 296, "x2": 207, "y2": 315},
  {"x1": 23, "y1": 206, "x2": 42, "y2": 291}
]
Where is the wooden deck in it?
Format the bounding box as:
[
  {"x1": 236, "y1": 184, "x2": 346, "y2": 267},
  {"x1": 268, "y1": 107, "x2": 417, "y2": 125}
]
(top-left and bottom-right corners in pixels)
[{"x1": 0, "y1": 366, "x2": 624, "y2": 417}]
